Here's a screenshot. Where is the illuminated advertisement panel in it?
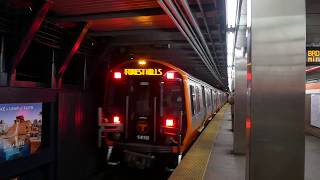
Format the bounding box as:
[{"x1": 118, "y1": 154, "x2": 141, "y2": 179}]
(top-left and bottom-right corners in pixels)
[{"x1": 0, "y1": 103, "x2": 42, "y2": 163}]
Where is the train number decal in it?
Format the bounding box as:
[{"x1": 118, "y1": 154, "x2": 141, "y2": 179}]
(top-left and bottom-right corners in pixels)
[{"x1": 136, "y1": 135, "x2": 150, "y2": 141}]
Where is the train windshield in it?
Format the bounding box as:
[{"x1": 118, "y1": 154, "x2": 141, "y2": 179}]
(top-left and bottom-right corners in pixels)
[{"x1": 130, "y1": 81, "x2": 152, "y2": 116}]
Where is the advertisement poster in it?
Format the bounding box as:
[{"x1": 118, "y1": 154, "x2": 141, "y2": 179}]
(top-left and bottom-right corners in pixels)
[{"x1": 0, "y1": 103, "x2": 42, "y2": 163}]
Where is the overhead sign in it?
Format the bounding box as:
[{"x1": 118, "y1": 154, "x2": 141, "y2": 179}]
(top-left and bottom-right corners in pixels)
[
  {"x1": 307, "y1": 49, "x2": 320, "y2": 65},
  {"x1": 124, "y1": 68, "x2": 163, "y2": 76}
]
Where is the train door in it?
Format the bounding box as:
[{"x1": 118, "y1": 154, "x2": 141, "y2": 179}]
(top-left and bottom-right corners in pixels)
[{"x1": 127, "y1": 79, "x2": 159, "y2": 143}]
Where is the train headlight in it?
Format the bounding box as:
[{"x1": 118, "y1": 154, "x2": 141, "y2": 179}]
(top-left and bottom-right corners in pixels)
[
  {"x1": 165, "y1": 118, "x2": 175, "y2": 128},
  {"x1": 138, "y1": 60, "x2": 146, "y2": 65},
  {"x1": 114, "y1": 72, "x2": 122, "y2": 79},
  {"x1": 166, "y1": 72, "x2": 175, "y2": 80},
  {"x1": 113, "y1": 116, "x2": 121, "y2": 124}
]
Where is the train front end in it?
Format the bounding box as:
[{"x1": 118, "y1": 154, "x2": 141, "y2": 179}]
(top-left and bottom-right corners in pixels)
[{"x1": 100, "y1": 59, "x2": 187, "y2": 168}]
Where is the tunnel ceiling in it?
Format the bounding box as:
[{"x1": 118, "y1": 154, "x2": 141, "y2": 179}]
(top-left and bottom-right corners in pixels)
[{"x1": 1, "y1": 0, "x2": 228, "y2": 90}]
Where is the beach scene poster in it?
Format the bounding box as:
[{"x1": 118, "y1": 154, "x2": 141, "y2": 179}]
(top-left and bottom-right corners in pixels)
[{"x1": 0, "y1": 103, "x2": 42, "y2": 162}]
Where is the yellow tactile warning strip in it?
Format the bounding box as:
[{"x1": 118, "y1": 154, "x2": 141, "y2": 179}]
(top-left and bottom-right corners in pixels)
[{"x1": 169, "y1": 104, "x2": 228, "y2": 180}]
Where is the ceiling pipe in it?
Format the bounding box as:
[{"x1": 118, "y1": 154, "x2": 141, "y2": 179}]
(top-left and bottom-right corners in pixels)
[
  {"x1": 173, "y1": 0, "x2": 215, "y2": 70},
  {"x1": 173, "y1": 0, "x2": 209, "y2": 62},
  {"x1": 161, "y1": 0, "x2": 225, "y2": 87},
  {"x1": 172, "y1": 0, "x2": 222, "y2": 76},
  {"x1": 158, "y1": 1, "x2": 211, "y2": 71},
  {"x1": 163, "y1": 0, "x2": 223, "y2": 86},
  {"x1": 179, "y1": 0, "x2": 222, "y2": 78},
  {"x1": 195, "y1": 0, "x2": 219, "y2": 61},
  {"x1": 163, "y1": 0, "x2": 210, "y2": 67},
  {"x1": 158, "y1": 0, "x2": 225, "y2": 87}
]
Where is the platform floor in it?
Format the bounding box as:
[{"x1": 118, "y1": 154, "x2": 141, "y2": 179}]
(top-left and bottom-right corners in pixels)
[
  {"x1": 170, "y1": 104, "x2": 320, "y2": 180},
  {"x1": 203, "y1": 108, "x2": 245, "y2": 180},
  {"x1": 305, "y1": 135, "x2": 320, "y2": 180}
]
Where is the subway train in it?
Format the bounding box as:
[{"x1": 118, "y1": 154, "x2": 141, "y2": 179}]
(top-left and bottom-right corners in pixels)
[{"x1": 98, "y1": 59, "x2": 227, "y2": 169}]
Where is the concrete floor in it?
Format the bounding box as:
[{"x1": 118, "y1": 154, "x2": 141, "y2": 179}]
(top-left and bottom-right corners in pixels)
[
  {"x1": 305, "y1": 135, "x2": 320, "y2": 180},
  {"x1": 203, "y1": 110, "x2": 246, "y2": 180},
  {"x1": 203, "y1": 107, "x2": 320, "y2": 180}
]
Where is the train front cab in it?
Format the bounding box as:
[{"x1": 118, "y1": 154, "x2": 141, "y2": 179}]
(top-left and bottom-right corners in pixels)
[
  {"x1": 100, "y1": 59, "x2": 226, "y2": 168},
  {"x1": 101, "y1": 60, "x2": 190, "y2": 167}
]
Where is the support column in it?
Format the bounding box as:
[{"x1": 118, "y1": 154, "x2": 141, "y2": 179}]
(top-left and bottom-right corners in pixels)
[
  {"x1": 0, "y1": 36, "x2": 7, "y2": 86},
  {"x1": 51, "y1": 49, "x2": 56, "y2": 88},
  {"x1": 248, "y1": 0, "x2": 305, "y2": 179},
  {"x1": 234, "y1": 50, "x2": 247, "y2": 154},
  {"x1": 233, "y1": 0, "x2": 248, "y2": 155}
]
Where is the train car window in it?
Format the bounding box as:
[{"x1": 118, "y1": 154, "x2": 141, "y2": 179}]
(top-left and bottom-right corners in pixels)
[
  {"x1": 207, "y1": 90, "x2": 211, "y2": 106},
  {"x1": 209, "y1": 89, "x2": 213, "y2": 105},
  {"x1": 209, "y1": 90, "x2": 212, "y2": 106},
  {"x1": 206, "y1": 91, "x2": 208, "y2": 105},
  {"x1": 189, "y1": 85, "x2": 196, "y2": 115},
  {"x1": 201, "y1": 86, "x2": 206, "y2": 109},
  {"x1": 213, "y1": 91, "x2": 216, "y2": 108},
  {"x1": 195, "y1": 86, "x2": 201, "y2": 113}
]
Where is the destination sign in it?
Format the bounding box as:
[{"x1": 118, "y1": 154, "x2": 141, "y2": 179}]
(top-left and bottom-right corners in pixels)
[
  {"x1": 307, "y1": 49, "x2": 320, "y2": 65},
  {"x1": 124, "y1": 69, "x2": 163, "y2": 76}
]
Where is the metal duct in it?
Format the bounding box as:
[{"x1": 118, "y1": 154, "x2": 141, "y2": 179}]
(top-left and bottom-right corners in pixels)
[
  {"x1": 158, "y1": 0, "x2": 225, "y2": 87},
  {"x1": 179, "y1": 0, "x2": 222, "y2": 77},
  {"x1": 195, "y1": 0, "x2": 219, "y2": 62},
  {"x1": 163, "y1": 0, "x2": 209, "y2": 67}
]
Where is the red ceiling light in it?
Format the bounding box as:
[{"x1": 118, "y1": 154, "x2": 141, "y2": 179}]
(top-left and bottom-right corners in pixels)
[
  {"x1": 114, "y1": 72, "x2": 122, "y2": 79},
  {"x1": 165, "y1": 118, "x2": 174, "y2": 128},
  {"x1": 113, "y1": 116, "x2": 120, "y2": 124},
  {"x1": 166, "y1": 72, "x2": 175, "y2": 79}
]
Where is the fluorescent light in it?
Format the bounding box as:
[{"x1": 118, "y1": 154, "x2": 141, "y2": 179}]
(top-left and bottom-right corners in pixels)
[
  {"x1": 226, "y1": 0, "x2": 239, "y2": 91},
  {"x1": 247, "y1": 0, "x2": 252, "y2": 27},
  {"x1": 226, "y1": 0, "x2": 239, "y2": 28}
]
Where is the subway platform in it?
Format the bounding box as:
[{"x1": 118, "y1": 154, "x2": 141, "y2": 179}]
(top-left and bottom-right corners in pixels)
[{"x1": 170, "y1": 104, "x2": 320, "y2": 180}]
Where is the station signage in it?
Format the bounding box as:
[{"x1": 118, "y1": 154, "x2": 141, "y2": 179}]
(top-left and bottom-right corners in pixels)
[
  {"x1": 124, "y1": 68, "x2": 163, "y2": 76},
  {"x1": 307, "y1": 48, "x2": 320, "y2": 65}
]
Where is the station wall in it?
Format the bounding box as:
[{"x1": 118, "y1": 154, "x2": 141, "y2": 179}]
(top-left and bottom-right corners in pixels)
[{"x1": 305, "y1": 82, "x2": 320, "y2": 138}]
